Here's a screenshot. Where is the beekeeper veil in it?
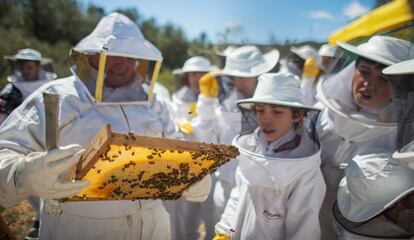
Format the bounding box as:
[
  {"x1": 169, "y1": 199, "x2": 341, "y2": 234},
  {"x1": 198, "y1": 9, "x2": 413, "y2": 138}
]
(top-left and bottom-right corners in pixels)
[
  {"x1": 383, "y1": 60, "x2": 414, "y2": 168},
  {"x1": 70, "y1": 12, "x2": 163, "y2": 104}
]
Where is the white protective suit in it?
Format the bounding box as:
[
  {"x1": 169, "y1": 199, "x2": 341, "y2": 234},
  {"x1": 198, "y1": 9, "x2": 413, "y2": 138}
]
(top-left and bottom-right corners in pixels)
[
  {"x1": 315, "y1": 62, "x2": 397, "y2": 239},
  {"x1": 168, "y1": 87, "x2": 217, "y2": 240},
  {"x1": 0, "y1": 12, "x2": 211, "y2": 240},
  {"x1": 215, "y1": 127, "x2": 325, "y2": 240},
  {"x1": 192, "y1": 89, "x2": 242, "y2": 215},
  {"x1": 170, "y1": 86, "x2": 197, "y2": 125}
]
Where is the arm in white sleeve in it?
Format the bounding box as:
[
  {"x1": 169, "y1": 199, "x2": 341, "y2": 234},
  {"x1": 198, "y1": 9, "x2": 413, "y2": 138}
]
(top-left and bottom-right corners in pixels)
[
  {"x1": 285, "y1": 171, "x2": 326, "y2": 240},
  {"x1": 192, "y1": 94, "x2": 220, "y2": 143},
  {"x1": 215, "y1": 167, "x2": 241, "y2": 236}
]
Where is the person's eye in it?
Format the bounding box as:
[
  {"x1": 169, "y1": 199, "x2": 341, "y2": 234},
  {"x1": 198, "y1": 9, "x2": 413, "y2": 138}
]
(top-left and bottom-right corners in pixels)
[
  {"x1": 256, "y1": 109, "x2": 264, "y2": 113},
  {"x1": 272, "y1": 110, "x2": 283, "y2": 114}
]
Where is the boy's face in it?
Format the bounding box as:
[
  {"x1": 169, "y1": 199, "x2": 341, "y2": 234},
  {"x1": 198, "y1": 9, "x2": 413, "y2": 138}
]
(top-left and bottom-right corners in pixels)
[
  {"x1": 255, "y1": 104, "x2": 303, "y2": 142},
  {"x1": 231, "y1": 76, "x2": 257, "y2": 98},
  {"x1": 352, "y1": 59, "x2": 391, "y2": 110},
  {"x1": 187, "y1": 72, "x2": 205, "y2": 95}
]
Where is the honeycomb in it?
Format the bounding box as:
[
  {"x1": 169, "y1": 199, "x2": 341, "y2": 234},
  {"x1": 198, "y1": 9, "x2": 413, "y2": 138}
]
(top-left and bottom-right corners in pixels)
[{"x1": 65, "y1": 124, "x2": 239, "y2": 201}]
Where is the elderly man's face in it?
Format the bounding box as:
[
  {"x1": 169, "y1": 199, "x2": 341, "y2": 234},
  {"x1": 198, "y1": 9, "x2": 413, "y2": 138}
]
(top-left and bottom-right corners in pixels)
[
  {"x1": 89, "y1": 55, "x2": 137, "y2": 88},
  {"x1": 352, "y1": 59, "x2": 391, "y2": 110},
  {"x1": 17, "y1": 60, "x2": 41, "y2": 81}
]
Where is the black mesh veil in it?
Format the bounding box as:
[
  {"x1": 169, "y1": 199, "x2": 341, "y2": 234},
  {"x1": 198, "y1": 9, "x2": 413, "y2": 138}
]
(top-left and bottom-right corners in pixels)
[
  {"x1": 240, "y1": 107, "x2": 258, "y2": 135},
  {"x1": 389, "y1": 74, "x2": 414, "y2": 152}
]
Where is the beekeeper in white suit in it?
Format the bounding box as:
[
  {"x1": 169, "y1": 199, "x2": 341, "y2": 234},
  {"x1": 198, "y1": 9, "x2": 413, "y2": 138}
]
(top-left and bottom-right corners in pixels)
[
  {"x1": 192, "y1": 45, "x2": 279, "y2": 217},
  {"x1": 170, "y1": 56, "x2": 212, "y2": 133},
  {"x1": 167, "y1": 56, "x2": 216, "y2": 240},
  {"x1": 0, "y1": 12, "x2": 210, "y2": 240},
  {"x1": 214, "y1": 73, "x2": 325, "y2": 240},
  {"x1": 333, "y1": 151, "x2": 414, "y2": 239},
  {"x1": 315, "y1": 35, "x2": 414, "y2": 240}
]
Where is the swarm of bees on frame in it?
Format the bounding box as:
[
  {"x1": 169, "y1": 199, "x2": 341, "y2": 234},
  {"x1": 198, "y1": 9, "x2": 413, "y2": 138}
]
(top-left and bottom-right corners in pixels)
[{"x1": 70, "y1": 133, "x2": 239, "y2": 201}]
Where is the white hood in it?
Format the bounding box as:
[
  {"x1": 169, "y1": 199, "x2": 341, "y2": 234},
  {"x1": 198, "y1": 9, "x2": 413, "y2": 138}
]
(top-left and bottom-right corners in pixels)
[
  {"x1": 234, "y1": 128, "x2": 321, "y2": 190},
  {"x1": 73, "y1": 12, "x2": 162, "y2": 60},
  {"x1": 316, "y1": 62, "x2": 397, "y2": 141}
]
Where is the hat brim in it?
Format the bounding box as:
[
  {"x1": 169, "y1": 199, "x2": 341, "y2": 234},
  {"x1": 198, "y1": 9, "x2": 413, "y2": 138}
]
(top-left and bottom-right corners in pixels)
[
  {"x1": 4, "y1": 55, "x2": 53, "y2": 64},
  {"x1": 172, "y1": 67, "x2": 211, "y2": 75},
  {"x1": 383, "y1": 59, "x2": 414, "y2": 75},
  {"x1": 337, "y1": 41, "x2": 394, "y2": 66},
  {"x1": 236, "y1": 98, "x2": 321, "y2": 111},
  {"x1": 337, "y1": 177, "x2": 414, "y2": 223},
  {"x1": 215, "y1": 49, "x2": 280, "y2": 78}
]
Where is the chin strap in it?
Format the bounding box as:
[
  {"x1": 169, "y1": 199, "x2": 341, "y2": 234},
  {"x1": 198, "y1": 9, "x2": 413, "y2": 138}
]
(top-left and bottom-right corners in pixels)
[{"x1": 95, "y1": 49, "x2": 108, "y2": 102}]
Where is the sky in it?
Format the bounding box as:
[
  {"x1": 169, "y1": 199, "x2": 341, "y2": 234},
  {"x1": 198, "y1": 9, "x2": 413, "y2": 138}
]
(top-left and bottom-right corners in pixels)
[{"x1": 81, "y1": 0, "x2": 376, "y2": 44}]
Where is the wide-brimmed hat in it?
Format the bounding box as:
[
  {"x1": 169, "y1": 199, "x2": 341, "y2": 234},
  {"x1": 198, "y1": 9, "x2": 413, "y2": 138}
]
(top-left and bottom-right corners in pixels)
[
  {"x1": 290, "y1": 45, "x2": 317, "y2": 60},
  {"x1": 318, "y1": 44, "x2": 337, "y2": 57},
  {"x1": 383, "y1": 58, "x2": 414, "y2": 75},
  {"x1": 338, "y1": 151, "x2": 414, "y2": 223},
  {"x1": 4, "y1": 48, "x2": 53, "y2": 64},
  {"x1": 237, "y1": 72, "x2": 321, "y2": 111},
  {"x1": 172, "y1": 56, "x2": 212, "y2": 75},
  {"x1": 338, "y1": 36, "x2": 414, "y2": 66},
  {"x1": 73, "y1": 12, "x2": 162, "y2": 61},
  {"x1": 216, "y1": 45, "x2": 279, "y2": 78}
]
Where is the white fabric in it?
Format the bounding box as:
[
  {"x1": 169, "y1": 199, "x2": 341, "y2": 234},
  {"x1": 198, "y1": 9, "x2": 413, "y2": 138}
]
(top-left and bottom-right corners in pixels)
[
  {"x1": 217, "y1": 45, "x2": 279, "y2": 77},
  {"x1": 215, "y1": 129, "x2": 325, "y2": 240},
  {"x1": 0, "y1": 76, "x2": 179, "y2": 239},
  {"x1": 319, "y1": 44, "x2": 337, "y2": 57},
  {"x1": 181, "y1": 175, "x2": 211, "y2": 202},
  {"x1": 337, "y1": 151, "x2": 414, "y2": 222},
  {"x1": 337, "y1": 36, "x2": 414, "y2": 66},
  {"x1": 14, "y1": 145, "x2": 89, "y2": 200},
  {"x1": 73, "y1": 12, "x2": 162, "y2": 60},
  {"x1": 392, "y1": 150, "x2": 414, "y2": 170},
  {"x1": 315, "y1": 61, "x2": 398, "y2": 240},
  {"x1": 191, "y1": 92, "x2": 242, "y2": 217},
  {"x1": 383, "y1": 58, "x2": 414, "y2": 75},
  {"x1": 170, "y1": 86, "x2": 196, "y2": 124},
  {"x1": 172, "y1": 56, "x2": 212, "y2": 74},
  {"x1": 152, "y1": 82, "x2": 171, "y2": 101},
  {"x1": 290, "y1": 45, "x2": 317, "y2": 60},
  {"x1": 237, "y1": 72, "x2": 321, "y2": 111}
]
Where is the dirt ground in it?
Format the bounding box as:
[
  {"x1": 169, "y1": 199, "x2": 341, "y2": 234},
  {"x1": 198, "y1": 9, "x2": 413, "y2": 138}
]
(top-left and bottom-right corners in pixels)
[{"x1": 1, "y1": 201, "x2": 34, "y2": 240}]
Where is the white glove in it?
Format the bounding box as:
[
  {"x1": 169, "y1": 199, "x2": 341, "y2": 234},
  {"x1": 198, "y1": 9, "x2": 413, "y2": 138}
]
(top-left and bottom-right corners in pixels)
[
  {"x1": 182, "y1": 174, "x2": 211, "y2": 202},
  {"x1": 15, "y1": 144, "x2": 90, "y2": 199}
]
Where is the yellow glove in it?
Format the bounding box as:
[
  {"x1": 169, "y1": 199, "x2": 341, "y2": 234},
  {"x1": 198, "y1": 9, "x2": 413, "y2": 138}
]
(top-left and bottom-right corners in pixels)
[
  {"x1": 213, "y1": 233, "x2": 230, "y2": 240},
  {"x1": 199, "y1": 72, "x2": 219, "y2": 98},
  {"x1": 303, "y1": 57, "x2": 320, "y2": 78},
  {"x1": 178, "y1": 120, "x2": 193, "y2": 135}
]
